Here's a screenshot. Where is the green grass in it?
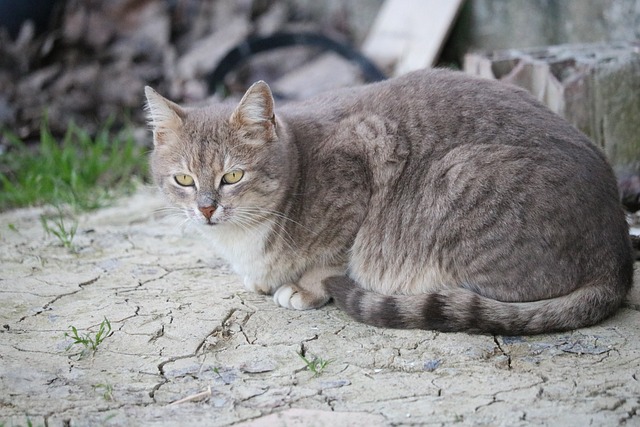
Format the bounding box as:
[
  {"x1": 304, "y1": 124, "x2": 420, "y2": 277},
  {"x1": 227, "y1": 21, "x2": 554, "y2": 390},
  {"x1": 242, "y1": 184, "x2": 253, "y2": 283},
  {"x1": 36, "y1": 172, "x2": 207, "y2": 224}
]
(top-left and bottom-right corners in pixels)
[
  {"x1": 297, "y1": 351, "x2": 332, "y2": 377},
  {"x1": 40, "y1": 207, "x2": 78, "y2": 250},
  {"x1": 93, "y1": 383, "x2": 114, "y2": 401},
  {"x1": 0, "y1": 120, "x2": 148, "y2": 211},
  {"x1": 65, "y1": 317, "x2": 112, "y2": 358}
]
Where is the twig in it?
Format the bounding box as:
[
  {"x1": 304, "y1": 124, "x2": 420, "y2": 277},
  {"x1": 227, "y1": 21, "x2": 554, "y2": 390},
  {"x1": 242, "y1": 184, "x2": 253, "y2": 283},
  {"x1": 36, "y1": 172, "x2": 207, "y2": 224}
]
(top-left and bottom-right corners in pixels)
[{"x1": 169, "y1": 386, "x2": 212, "y2": 405}]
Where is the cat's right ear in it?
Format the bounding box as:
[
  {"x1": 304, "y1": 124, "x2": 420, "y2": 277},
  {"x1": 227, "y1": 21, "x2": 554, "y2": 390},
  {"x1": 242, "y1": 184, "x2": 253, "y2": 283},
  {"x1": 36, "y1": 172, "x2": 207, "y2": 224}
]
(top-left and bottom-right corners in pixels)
[
  {"x1": 230, "y1": 81, "x2": 277, "y2": 139},
  {"x1": 144, "y1": 86, "x2": 185, "y2": 146}
]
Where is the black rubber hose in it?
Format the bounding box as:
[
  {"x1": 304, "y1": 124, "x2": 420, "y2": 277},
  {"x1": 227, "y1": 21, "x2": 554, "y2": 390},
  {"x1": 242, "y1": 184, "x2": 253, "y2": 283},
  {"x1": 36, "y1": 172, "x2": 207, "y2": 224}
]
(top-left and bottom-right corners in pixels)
[{"x1": 207, "y1": 32, "x2": 386, "y2": 96}]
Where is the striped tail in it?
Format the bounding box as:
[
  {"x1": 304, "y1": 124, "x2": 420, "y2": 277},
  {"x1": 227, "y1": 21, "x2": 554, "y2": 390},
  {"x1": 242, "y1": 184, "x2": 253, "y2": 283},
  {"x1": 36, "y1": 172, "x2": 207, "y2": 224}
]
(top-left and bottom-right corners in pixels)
[{"x1": 323, "y1": 276, "x2": 628, "y2": 335}]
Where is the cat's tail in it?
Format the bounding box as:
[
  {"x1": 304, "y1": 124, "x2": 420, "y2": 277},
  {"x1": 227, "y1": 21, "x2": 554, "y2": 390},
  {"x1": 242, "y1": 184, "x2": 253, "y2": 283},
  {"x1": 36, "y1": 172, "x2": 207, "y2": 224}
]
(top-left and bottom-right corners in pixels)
[{"x1": 323, "y1": 276, "x2": 628, "y2": 334}]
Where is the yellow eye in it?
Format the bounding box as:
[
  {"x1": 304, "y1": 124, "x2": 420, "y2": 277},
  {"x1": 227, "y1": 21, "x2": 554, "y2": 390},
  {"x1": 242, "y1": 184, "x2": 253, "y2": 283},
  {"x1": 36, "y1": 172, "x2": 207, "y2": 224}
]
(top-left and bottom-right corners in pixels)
[
  {"x1": 222, "y1": 170, "x2": 244, "y2": 185},
  {"x1": 174, "y1": 174, "x2": 194, "y2": 186}
]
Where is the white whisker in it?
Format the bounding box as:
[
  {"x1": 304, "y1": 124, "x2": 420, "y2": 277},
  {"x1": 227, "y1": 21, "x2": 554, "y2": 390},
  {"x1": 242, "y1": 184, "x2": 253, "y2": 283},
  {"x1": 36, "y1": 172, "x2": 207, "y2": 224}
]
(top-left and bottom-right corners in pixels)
[
  {"x1": 234, "y1": 206, "x2": 318, "y2": 235},
  {"x1": 232, "y1": 210, "x2": 299, "y2": 254},
  {"x1": 152, "y1": 206, "x2": 186, "y2": 219}
]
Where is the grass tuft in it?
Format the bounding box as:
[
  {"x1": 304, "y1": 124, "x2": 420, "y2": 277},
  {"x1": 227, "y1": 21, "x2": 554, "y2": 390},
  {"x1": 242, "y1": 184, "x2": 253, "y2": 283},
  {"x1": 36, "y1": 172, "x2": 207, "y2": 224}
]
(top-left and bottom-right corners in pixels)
[
  {"x1": 297, "y1": 351, "x2": 332, "y2": 377},
  {"x1": 0, "y1": 120, "x2": 148, "y2": 211},
  {"x1": 93, "y1": 383, "x2": 114, "y2": 401},
  {"x1": 65, "y1": 317, "x2": 112, "y2": 359},
  {"x1": 40, "y1": 207, "x2": 78, "y2": 250}
]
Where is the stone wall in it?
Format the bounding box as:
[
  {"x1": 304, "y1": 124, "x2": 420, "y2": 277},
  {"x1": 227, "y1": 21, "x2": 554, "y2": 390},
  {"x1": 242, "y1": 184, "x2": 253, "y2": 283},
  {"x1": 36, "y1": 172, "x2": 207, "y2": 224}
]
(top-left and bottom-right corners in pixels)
[
  {"x1": 448, "y1": 0, "x2": 640, "y2": 53},
  {"x1": 464, "y1": 42, "x2": 640, "y2": 174},
  {"x1": 451, "y1": 1, "x2": 640, "y2": 173}
]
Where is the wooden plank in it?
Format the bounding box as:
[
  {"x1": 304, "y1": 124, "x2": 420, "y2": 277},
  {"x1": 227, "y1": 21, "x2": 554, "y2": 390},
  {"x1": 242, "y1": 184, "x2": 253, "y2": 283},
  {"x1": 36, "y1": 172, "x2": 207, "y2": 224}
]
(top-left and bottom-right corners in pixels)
[{"x1": 363, "y1": 0, "x2": 464, "y2": 76}]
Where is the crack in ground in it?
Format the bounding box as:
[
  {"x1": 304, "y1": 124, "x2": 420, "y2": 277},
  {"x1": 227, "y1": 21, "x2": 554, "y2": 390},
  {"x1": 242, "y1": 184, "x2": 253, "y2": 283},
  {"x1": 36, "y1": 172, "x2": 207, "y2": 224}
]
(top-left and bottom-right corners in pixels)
[
  {"x1": 474, "y1": 395, "x2": 502, "y2": 412},
  {"x1": 114, "y1": 306, "x2": 142, "y2": 328},
  {"x1": 10, "y1": 344, "x2": 65, "y2": 355},
  {"x1": 149, "y1": 354, "x2": 195, "y2": 402},
  {"x1": 228, "y1": 308, "x2": 256, "y2": 346},
  {"x1": 147, "y1": 324, "x2": 165, "y2": 343},
  {"x1": 334, "y1": 325, "x2": 346, "y2": 335},
  {"x1": 474, "y1": 379, "x2": 547, "y2": 414},
  {"x1": 200, "y1": 307, "x2": 256, "y2": 353},
  {"x1": 149, "y1": 307, "x2": 253, "y2": 402},
  {"x1": 195, "y1": 309, "x2": 238, "y2": 355},
  {"x1": 17, "y1": 276, "x2": 101, "y2": 322},
  {"x1": 621, "y1": 403, "x2": 639, "y2": 423},
  {"x1": 471, "y1": 401, "x2": 529, "y2": 423},
  {"x1": 298, "y1": 335, "x2": 320, "y2": 361},
  {"x1": 348, "y1": 391, "x2": 444, "y2": 407},
  {"x1": 113, "y1": 281, "x2": 146, "y2": 295},
  {"x1": 493, "y1": 336, "x2": 512, "y2": 369},
  {"x1": 429, "y1": 378, "x2": 443, "y2": 397}
]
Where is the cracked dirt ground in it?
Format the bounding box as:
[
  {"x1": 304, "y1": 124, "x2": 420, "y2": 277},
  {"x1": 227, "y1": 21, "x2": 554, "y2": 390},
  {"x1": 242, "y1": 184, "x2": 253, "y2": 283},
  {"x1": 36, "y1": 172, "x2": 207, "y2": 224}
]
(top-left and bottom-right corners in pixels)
[{"x1": 1, "y1": 187, "x2": 639, "y2": 427}]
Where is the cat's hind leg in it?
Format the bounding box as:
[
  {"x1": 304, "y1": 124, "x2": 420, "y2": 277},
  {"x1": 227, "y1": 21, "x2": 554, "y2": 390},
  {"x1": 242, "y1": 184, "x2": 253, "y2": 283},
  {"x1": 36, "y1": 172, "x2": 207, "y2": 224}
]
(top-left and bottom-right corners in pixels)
[{"x1": 274, "y1": 265, "x2": 343, "y2": 310}]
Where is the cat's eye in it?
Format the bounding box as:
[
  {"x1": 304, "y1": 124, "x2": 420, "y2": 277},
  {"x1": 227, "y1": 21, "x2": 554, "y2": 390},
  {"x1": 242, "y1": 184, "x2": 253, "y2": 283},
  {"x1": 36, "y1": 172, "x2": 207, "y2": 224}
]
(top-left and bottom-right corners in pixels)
[
  {"x1": 174, "y1": 174, "x2": 195, "y2": 187},
  {"x1": 222, "y1": 170, "x2": 244, "y2": 185}
]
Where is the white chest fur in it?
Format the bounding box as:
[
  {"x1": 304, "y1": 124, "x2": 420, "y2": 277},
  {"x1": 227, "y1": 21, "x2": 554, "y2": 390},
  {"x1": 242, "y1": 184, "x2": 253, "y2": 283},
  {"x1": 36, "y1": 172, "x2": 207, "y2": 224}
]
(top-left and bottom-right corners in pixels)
[
  {"x1": 207, "y1": 221, "x2": 272, "y2": 279},
  {"x1": 203, "y1": 218, "x2": 306, "y2": 295}
]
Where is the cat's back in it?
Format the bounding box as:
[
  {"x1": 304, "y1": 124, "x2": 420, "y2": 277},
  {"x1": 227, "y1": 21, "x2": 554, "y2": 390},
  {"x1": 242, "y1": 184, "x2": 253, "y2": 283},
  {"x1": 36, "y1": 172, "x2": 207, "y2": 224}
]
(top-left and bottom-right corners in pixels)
[
  {"x1": 283, "y1": 69, "x2": 612, "y2": 185},
  {"x1": 364, "y1": 69, "x2": 599, "y2": 155},
  {"x1": 283, "y1": 69, "x2": 595, "y2": 154}
]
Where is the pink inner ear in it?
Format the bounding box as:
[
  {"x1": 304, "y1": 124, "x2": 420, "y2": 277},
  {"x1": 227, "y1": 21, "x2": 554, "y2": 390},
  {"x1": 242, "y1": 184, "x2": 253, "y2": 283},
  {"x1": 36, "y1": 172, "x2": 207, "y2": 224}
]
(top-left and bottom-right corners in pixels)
[
  {"x1": 145, "y1": 87, "x2": 185, "y2": 146},
  {"x1": 233, "y1": 81, "x2": 275, "y2": 126}
]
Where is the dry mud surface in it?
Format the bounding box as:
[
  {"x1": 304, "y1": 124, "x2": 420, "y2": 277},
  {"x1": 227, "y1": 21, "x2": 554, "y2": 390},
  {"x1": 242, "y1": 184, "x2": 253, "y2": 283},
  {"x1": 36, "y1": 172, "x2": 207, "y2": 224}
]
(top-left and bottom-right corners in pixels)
[{"x1": 1, "y1": 188, "x2": 639, "y2": 426}]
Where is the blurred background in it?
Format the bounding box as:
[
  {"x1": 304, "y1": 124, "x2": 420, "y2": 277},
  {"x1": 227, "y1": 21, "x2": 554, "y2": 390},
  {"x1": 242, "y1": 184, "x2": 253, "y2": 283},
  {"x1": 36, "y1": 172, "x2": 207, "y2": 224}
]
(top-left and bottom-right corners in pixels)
[{"x1": 0, "y1": 0, "x2": 639, "y2": 212}]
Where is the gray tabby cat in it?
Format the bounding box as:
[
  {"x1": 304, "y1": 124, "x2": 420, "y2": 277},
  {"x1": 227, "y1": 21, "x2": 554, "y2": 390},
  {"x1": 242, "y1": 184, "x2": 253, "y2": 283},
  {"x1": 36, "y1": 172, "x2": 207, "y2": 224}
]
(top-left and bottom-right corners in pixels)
[{"x1": 145, "y1": 69, "x2": 633, "y2": 335}]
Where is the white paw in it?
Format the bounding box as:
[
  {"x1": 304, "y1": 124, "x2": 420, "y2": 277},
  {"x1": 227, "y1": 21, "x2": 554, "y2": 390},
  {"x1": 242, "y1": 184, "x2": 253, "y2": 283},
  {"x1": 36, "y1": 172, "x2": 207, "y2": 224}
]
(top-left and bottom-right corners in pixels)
[{"x1": 273, "y1": 284, "x2": 308, "y2": 310}]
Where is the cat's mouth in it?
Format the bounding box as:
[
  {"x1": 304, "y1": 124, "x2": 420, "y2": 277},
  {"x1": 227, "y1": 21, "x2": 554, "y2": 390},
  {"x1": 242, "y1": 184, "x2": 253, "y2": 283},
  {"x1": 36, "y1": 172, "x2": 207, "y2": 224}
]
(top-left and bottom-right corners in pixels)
[
  {"x1": 186, "y1": 208, "x2": 221, "y2": 226},
  {"x1": 197, "y1": 213, "x2": 220, "y2": 226},
  {"x1": 188, "y1": 204, "x2": 236, "y2": 227}
]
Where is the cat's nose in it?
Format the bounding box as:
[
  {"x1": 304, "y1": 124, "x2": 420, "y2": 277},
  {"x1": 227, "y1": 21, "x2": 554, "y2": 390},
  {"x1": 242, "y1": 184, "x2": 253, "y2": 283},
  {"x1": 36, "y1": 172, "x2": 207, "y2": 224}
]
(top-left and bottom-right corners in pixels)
[{"x1": 198, "y1": 205, "x2": 216, "y2": 220}]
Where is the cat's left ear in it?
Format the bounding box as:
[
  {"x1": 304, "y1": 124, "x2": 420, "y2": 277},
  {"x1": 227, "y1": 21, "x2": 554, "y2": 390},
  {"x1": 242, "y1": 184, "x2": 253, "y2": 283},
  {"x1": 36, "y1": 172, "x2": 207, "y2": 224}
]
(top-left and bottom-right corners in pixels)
[
  {"x1": 144, "y1": 86, "x2": 185, "y2": 146},
  {"x1": 231, "y1": 81, "x2": 277, "y2": 136}
]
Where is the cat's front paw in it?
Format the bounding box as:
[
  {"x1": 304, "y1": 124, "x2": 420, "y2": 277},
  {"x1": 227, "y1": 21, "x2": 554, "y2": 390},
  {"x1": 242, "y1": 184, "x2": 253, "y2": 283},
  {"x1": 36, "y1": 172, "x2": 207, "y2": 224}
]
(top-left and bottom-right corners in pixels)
[{"x1": 273, "y1": 284, "x2": 329, "y2": 310}]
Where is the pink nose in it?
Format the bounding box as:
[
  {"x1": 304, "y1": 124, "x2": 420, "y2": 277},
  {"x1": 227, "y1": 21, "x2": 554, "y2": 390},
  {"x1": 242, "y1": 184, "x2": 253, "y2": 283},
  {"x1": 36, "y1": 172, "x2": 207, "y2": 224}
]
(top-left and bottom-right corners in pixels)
[{"x1": 198, "y1": 205, "x2": 216, "y2": 220}]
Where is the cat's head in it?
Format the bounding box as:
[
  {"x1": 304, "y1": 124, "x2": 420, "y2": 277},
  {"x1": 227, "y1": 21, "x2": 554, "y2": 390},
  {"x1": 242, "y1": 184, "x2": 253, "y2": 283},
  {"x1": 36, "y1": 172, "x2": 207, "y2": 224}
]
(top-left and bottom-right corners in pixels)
[{"x1": 145, "y1": 82, "x2": 292, "y2": 227}]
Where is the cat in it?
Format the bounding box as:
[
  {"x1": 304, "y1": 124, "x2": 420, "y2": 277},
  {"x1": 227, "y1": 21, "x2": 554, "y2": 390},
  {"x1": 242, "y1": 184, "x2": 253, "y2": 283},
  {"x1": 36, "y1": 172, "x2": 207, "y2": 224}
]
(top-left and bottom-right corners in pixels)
[{"x1": 145, "y1": 68, "x2": 633, "y2": 335}]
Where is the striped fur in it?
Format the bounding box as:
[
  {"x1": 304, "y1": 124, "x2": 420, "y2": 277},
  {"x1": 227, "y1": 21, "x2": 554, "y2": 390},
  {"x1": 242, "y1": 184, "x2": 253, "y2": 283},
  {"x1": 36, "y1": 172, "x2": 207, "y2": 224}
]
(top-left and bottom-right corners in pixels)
[
  {"x1": 147, "y1": 69, "x2": 633, "y2": 335},
  {"x1": 324, "y1": 276, "x2": 630, "y2": 334}
]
